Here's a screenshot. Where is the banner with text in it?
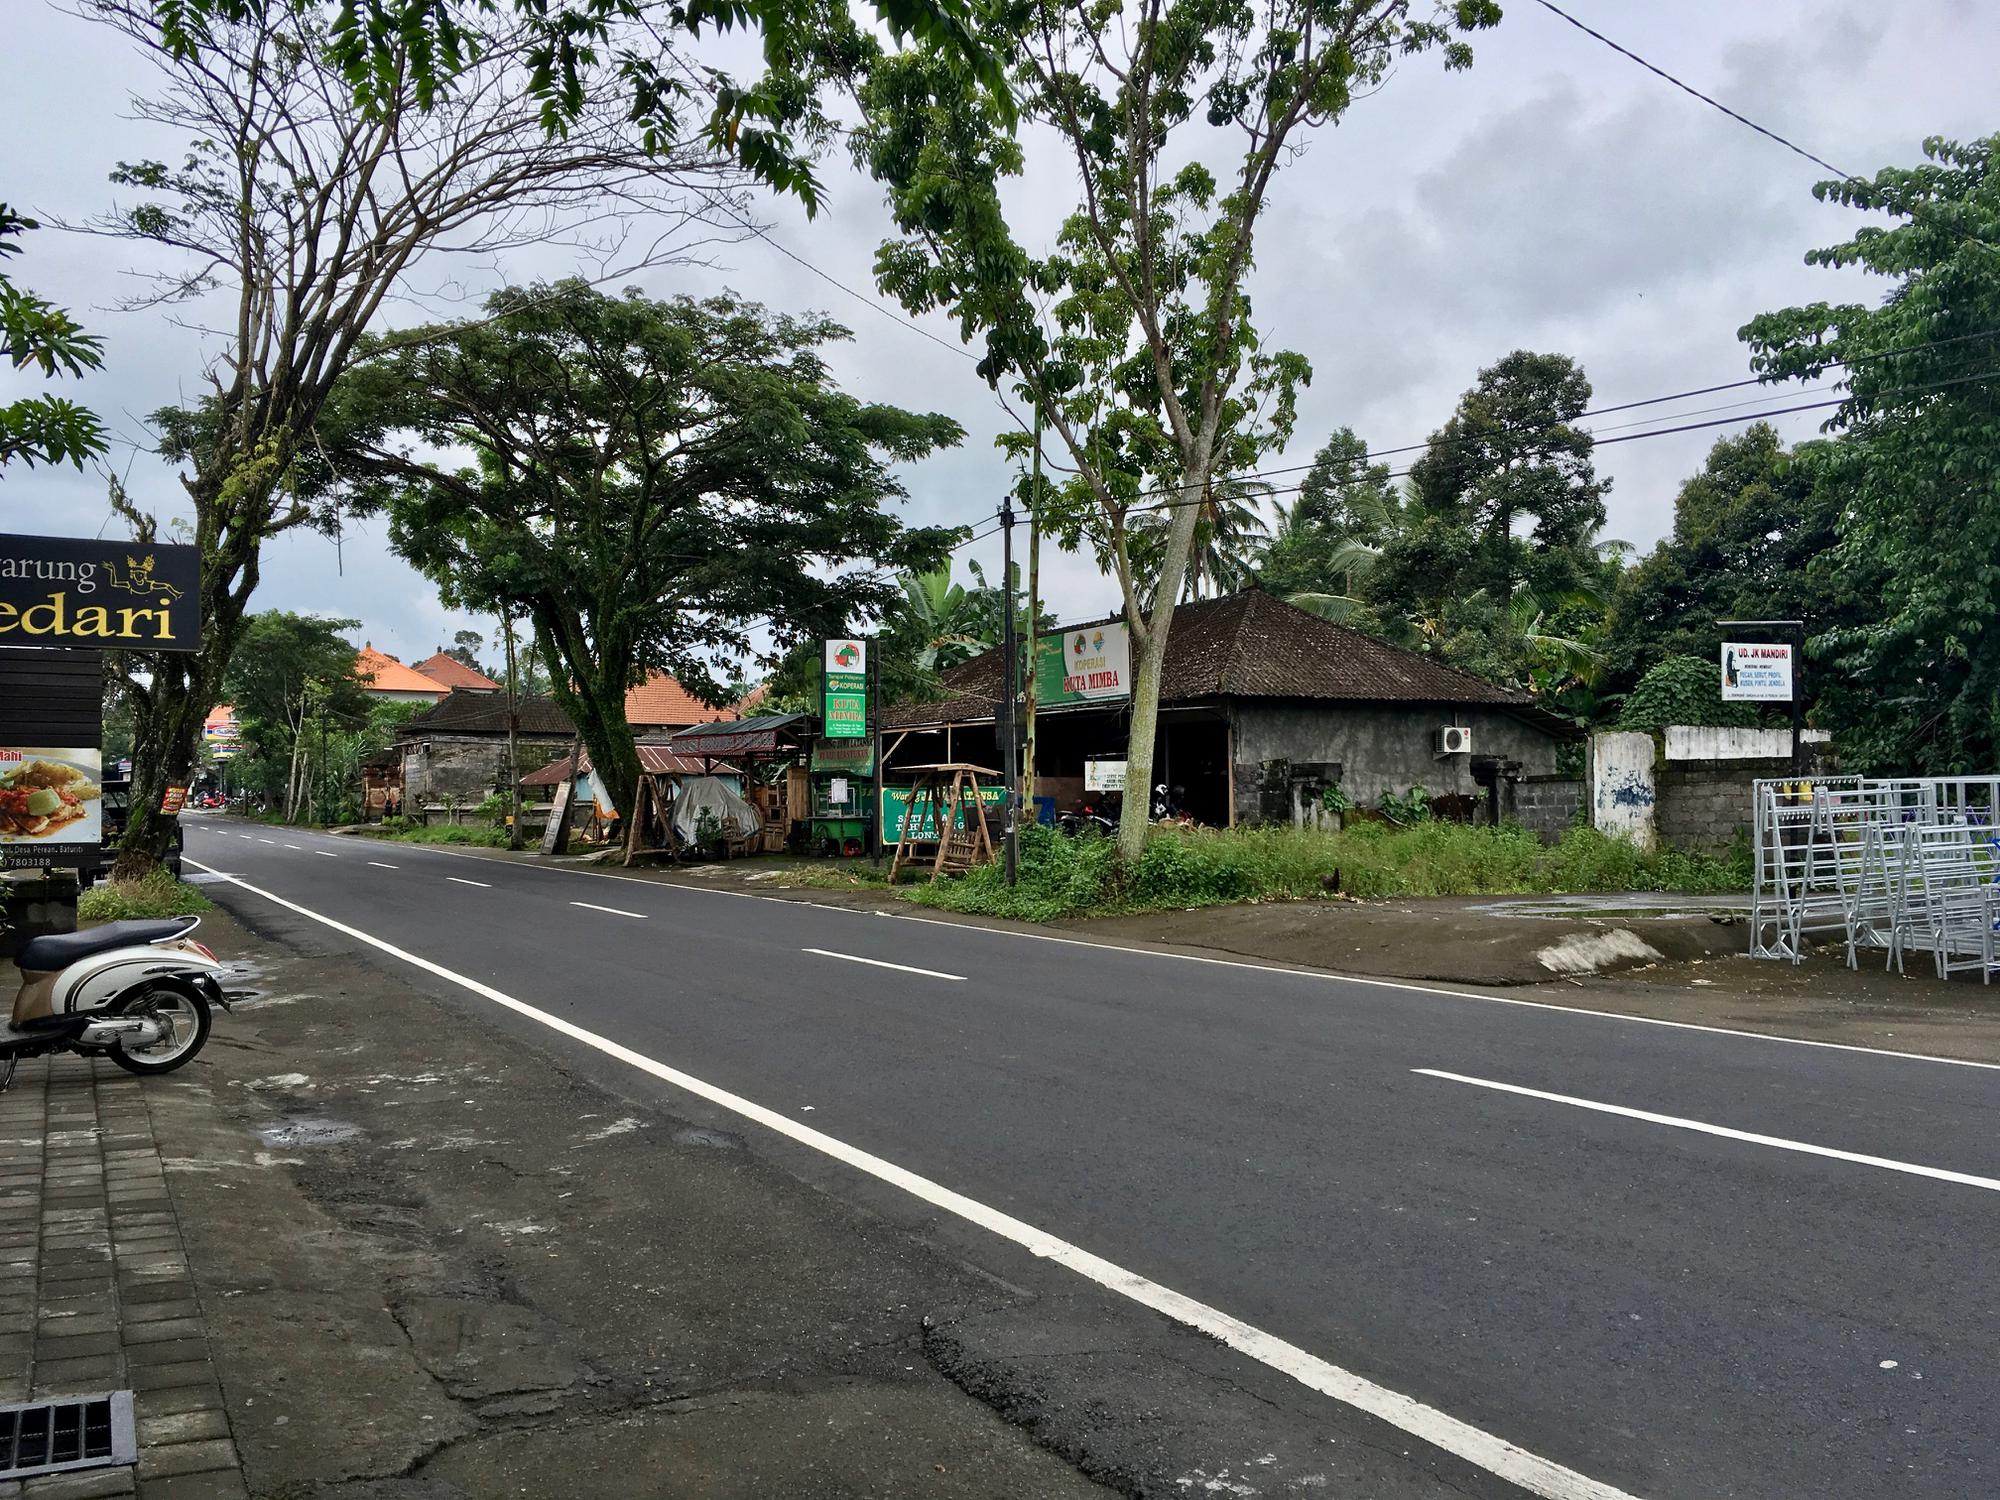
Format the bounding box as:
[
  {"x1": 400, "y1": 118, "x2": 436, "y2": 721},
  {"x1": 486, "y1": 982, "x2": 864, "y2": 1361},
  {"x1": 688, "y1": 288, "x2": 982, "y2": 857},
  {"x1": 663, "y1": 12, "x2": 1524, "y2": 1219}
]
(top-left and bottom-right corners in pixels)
[
  {"x1": 1720, "y1": 641, "x2": 1794, "y2": 702},
  {"x1": 823, "y1": 638, "x2": 869, "y2": 739},
  {"x1": 881, "y1": 782, "x2": 1006, "y2": 843},
  {"x1": 0, "y1": 533, "x2": 201, "y2": 651},
  {"x1": 1032, "y1": 623, "x2": 1131, "y2": 708}
]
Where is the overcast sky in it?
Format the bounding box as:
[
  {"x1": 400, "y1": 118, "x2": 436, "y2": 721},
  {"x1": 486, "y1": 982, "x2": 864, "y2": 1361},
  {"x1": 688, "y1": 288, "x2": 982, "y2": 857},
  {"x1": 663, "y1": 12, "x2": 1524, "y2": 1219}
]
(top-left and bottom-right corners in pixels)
[{"x1": 2, "y1": 0, "x2": 1994, "y2": 672}]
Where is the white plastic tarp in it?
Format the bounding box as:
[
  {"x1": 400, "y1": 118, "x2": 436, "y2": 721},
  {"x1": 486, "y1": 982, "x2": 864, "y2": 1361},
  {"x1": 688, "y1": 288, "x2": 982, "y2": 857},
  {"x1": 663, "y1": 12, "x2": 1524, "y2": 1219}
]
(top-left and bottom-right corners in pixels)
[{"x1": 671, "y1": 775, "x2": 760, "y2": 845}]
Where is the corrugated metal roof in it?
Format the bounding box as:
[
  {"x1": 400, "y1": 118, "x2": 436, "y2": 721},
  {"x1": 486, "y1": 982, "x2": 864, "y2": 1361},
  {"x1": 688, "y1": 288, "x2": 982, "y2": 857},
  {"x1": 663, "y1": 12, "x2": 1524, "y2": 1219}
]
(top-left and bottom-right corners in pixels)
[{"x1": 520, "y1": 742, "x2": 733, "y2": 787}]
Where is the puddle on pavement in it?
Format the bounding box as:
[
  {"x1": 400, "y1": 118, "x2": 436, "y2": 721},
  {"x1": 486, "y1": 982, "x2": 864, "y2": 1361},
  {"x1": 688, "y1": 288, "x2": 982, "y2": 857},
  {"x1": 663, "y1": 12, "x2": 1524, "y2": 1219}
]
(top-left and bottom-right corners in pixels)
[{"x1": 256, "y1": 1117, "x2": 363, "y2": 1149}]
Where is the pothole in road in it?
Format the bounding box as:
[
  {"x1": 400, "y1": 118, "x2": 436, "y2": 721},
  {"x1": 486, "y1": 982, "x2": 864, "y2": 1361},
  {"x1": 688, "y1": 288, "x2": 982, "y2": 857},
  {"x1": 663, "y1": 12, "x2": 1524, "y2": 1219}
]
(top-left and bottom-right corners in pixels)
[{"x1": 256, "y1": 1116, "x2": 363, "y2": 1149}]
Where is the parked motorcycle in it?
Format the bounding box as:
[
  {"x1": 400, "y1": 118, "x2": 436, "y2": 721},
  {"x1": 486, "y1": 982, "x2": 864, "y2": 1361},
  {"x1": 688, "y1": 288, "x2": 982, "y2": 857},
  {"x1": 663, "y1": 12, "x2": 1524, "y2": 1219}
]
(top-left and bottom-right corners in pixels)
[
  {"x1": 2, "y1": 917, "x2": 233, "y2": 1088},
  {"x1": 1057, "y1": 793, "x2": 1118, "y2": 837}
]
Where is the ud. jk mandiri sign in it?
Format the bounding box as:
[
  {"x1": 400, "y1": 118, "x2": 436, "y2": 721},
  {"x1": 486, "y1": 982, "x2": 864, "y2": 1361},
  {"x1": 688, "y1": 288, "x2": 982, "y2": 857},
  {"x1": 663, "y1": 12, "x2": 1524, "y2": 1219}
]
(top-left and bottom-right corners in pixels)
[{"x1": 0, "y1": 533, "x2": 201, "y2": 651}]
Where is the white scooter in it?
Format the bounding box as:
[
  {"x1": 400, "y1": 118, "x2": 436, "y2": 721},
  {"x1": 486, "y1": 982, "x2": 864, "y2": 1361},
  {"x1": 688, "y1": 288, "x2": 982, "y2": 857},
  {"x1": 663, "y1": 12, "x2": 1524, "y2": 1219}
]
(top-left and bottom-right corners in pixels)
[{"x1": 2, "y1": 917, "x2": 232, "y2": 1088}]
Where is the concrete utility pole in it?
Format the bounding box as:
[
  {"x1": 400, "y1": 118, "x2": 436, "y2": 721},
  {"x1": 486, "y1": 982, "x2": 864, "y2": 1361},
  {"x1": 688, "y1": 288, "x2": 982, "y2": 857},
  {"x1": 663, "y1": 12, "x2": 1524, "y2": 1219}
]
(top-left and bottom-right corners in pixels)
[
  {"x1": 998, "y1": 499, "x2": 1020, "y2": 886},
  {"x1": 502, "y1": 612, "x2": 524, "y2": 851},
  {"x1": 1022, "y1": 407, "x2": 1043, "y2": 829}
]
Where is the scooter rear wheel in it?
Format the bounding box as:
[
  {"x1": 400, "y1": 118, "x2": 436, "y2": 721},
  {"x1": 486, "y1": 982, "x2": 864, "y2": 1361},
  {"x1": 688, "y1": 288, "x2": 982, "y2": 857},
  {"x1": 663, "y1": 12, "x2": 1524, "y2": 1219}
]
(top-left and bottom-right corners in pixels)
[{"x1": 108, "y1": 982, "x2": 212, "y2": 1076}]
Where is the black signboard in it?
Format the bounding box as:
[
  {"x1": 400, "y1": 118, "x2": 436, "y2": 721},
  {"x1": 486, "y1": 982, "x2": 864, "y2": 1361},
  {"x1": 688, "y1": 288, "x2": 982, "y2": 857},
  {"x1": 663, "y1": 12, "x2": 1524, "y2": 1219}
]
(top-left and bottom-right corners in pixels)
[
  {"x1": 0, "y1": 647, "x2": 106, "y2": 871},
  {"x1": 0, "y1": 532, "x2": 200, "y2": 652}
]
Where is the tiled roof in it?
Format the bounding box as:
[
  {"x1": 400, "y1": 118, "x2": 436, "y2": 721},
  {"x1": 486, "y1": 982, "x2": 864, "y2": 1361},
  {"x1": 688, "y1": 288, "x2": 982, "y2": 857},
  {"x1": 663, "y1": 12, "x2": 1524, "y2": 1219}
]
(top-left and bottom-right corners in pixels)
[
  {"x1": 354, "y1": 646, "x2": 449, "y2": 698},
  {"x1": 413, "y1": 652, "x2": 502, "y2": 691},
  {"x1": 884, "y1": 591, "x2": 1540, "y2": 728},
  {"x1": 398, "y1": 690, "x2": 576, "y2": 737},
  {"x1": 625, "y1": 671, "x2": 738, "y2": 728}
]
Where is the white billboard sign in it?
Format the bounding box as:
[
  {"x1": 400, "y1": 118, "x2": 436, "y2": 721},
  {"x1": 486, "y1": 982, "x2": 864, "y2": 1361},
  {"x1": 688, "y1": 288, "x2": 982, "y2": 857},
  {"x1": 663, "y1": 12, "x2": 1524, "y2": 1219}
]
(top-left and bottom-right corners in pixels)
[{"x1": 1720, "y1": 642, "x2": 1794, "y2": 702}]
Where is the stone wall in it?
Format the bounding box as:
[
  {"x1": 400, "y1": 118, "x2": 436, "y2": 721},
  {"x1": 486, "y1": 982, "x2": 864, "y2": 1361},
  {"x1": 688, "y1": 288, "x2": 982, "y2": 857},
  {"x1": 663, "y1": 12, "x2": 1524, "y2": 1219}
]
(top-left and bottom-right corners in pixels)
[
  {"x1": 1505, "y1": 774, "x2": 1584, "y2": 842},
  {"x1": 400, "y1": 733, "x2": 571, "y2": 807},
  {"x1": 1230, "y1": 701, "x2": 1563, "y2": 825},
  {"x1": 1656, "y1": 758, "x2": 1792, "y2": 851}
]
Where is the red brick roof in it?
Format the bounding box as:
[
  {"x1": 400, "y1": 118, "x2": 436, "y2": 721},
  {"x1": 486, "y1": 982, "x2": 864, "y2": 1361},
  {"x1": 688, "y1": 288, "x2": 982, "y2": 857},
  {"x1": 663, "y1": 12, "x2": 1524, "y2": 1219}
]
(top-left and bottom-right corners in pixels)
[
  {"x1": 353, "y1": 646, "x2": 448, "y2": 699},
  {"x1": 624, "y1": 672, "x2": 737, "y2": 729},
  {"x1": 413, "y1": 652, "x2": 502, "y2": 692}
]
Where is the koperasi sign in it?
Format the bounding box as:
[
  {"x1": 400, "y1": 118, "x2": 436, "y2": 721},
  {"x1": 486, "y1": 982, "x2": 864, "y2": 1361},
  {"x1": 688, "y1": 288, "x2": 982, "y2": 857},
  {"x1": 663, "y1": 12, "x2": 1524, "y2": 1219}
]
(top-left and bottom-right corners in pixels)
[{"x1": 0, "y1": 533, "x2": 201, "y2": 652}]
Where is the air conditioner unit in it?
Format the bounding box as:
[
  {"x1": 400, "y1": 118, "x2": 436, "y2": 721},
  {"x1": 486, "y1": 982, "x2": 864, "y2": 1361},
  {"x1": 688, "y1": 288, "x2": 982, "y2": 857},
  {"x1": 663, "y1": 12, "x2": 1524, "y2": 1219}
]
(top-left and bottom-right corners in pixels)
[{"x1": 1436, "y1": 725, "x2": 1473, "y2": 756}]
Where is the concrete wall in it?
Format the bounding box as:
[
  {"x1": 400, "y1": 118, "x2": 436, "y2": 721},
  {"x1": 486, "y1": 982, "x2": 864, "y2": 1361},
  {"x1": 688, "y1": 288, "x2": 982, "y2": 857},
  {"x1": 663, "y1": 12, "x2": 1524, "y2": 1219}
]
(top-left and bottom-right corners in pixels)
[
  {"x1": 1664, "y1": 725, "x2": 1834, "y2": 761},
  {"x1": 1505, "y1": 775, "x2": 1584, "y2": 842},
  {"x1": 1230, "y1": 701, "x2": 1563, "y2": 824},
  {"x1": 400, "y1": 733, "x2": 571, "y2": 806},
  {"x1": 1588, "y1": 731, "x2": 1657, "y2": 849}
]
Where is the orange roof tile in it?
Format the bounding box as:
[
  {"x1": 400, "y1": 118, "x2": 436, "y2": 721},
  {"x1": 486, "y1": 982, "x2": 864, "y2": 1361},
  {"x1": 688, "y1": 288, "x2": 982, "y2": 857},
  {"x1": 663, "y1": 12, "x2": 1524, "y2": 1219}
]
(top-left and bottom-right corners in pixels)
[
  {"x1": 413, "y1": 651, "x2": 502, "y2": 691},
  {"x1": 354, "y1": 646, "x2": 449, "y2": 698},
  {"x1": 624, "y1": 671, "x2": 737, "y2": 728}
]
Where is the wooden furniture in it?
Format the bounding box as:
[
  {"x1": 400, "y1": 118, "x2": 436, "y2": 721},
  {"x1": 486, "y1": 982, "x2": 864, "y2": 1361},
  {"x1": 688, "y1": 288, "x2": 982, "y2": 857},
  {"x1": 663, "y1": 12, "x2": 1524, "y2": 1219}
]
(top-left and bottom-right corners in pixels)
[{"x1": 889, "y1": 763, "x2": 997, "y2": 881}]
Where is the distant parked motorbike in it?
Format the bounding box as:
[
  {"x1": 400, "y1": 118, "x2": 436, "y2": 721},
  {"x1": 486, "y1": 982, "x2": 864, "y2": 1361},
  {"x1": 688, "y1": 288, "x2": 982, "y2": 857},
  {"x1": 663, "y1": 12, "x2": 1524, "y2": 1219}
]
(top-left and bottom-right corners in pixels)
[
  {"x1": 1, "y1": 918, "x2": 234, "y2": 1088},
  {"x1": 1057, "y1": 794, "x2": 1118, "y2": 837}
]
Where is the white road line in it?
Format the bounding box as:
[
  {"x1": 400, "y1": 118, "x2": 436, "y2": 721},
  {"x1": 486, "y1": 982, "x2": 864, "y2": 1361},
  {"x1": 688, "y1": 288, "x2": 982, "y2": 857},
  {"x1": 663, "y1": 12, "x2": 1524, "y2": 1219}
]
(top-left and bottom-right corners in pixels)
[
  {"x1": 361, "y1": 841, "x2": 2000, "y2": 1074},
  {"x1": 315, "y1": 850, "x2": 338, "y2": 858},
  {"x1": 183, "y1": 858, "x2": 1633, "y2": 1500},
  {"x1": 283, "y1": 844, "x2": 300, "y2": 850},
  {"x1": 446, "y1": 876, "x2": 490, "y2": 888},
  {"x1": 239, "y1": 834, "x2": 252, "y2": 840},
  {"x1": 367, "y1": 861, "x2": 399, "y2": 870},
  {"x1": 803, "y1": 948, "x2": 964, "y2": 981},
  {"x1": 1415, "y1": 1068, "x2": 2000, "y2": 1194},
  {"x1": 570, "y1": 901, "x2": 648, "y2": 920},
  {"x1": 257, "y1": 838, "x2": 275, "y2": 845}
]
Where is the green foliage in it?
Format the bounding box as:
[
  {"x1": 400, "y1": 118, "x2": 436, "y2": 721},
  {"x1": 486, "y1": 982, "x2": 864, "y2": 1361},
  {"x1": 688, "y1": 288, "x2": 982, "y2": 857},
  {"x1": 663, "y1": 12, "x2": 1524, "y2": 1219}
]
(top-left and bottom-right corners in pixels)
[
  {"x1": 153, "y1": 0, "x2": 1008, "y2": 213},
  {"x1": 79, "y1": 869, "x2": 213, "y2": 922},
  {"x1": 912, "y1": 821, "x2": 1748, "y2": 921},
  {"x1": 339, "y1": 279, "x2": 961, "y2": 824},
  {"x1": 1740, "y1": 134, "x2": 2000, "y2": 772},
  {"x1": 0, "y1": 206, "x2": 107, "y2": 470},
  {"x1": 370, "y1": 823, "x2": 509, "y2": 847},
  {"x1": 1258, "y1": 428, "x2": 1400, "y2": 616},
  {"x1": 473, "y1": 793, "x2": 509, "y2": 826},
  {"x1": 1601, "y1": 425, "x2": 1856, "y2": 705},
  {"x1": 1616, "y1": 654, "x2": 1757, "y2": 733},
  {"x1": 1319, "y1": 782, "x2": 1353, "y2": 816},
  {"x1": 1375, "y1": 785, "x2": 1433, "y2": 824}
]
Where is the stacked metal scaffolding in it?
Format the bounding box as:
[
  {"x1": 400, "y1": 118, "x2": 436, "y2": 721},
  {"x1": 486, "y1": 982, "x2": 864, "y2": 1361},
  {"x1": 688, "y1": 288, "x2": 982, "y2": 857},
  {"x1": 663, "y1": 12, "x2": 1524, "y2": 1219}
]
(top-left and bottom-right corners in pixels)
[{"x1": 1749, "y1": 776, "x2": 2000, "y2": 981}]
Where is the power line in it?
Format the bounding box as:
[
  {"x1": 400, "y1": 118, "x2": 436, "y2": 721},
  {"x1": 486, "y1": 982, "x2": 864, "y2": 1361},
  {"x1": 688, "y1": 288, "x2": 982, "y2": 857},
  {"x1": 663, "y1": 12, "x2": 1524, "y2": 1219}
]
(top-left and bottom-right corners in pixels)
[
  {"x1": 1533, "y1": 0, "x2": 1853, "y2": 181},
  {"x1": 1115, "y1": 364, "x2": 2000, "y2": 520}
]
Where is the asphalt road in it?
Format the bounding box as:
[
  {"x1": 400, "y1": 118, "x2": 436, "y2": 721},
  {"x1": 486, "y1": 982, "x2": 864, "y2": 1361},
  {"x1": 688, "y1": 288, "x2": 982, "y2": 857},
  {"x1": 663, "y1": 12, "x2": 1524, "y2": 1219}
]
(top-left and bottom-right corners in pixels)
[{"x1": 183, "y1": 819, "x2": 2000, "y2": 1500}]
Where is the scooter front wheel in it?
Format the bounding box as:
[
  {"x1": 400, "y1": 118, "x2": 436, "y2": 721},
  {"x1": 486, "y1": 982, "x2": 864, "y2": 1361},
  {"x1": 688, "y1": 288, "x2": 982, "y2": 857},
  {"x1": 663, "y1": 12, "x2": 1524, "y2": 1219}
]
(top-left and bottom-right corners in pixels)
[{"x1": 108, "y1": 982, "x2": 212, "y2": 1076}]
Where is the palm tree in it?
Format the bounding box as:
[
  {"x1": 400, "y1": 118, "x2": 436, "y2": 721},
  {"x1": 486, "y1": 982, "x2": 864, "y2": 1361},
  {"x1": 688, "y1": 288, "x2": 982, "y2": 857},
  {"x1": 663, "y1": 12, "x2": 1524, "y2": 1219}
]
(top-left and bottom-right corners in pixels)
[{"x1": 1125, "y1": 475, "x2": 1275, "y2": 603}]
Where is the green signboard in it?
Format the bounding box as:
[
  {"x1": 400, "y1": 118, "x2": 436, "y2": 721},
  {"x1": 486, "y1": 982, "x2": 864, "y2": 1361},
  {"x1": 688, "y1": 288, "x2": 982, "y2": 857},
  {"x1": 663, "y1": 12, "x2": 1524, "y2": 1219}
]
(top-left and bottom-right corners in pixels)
[
  {"x1": 1032, "y1": 622, "x2": 1131, "y2": 708},
  {"x1": 822, "y1": 638, "x2": 869, "y2": 739},
  {"x1": 881, "y1": 783, "x2": 1005, "y2": 842}
]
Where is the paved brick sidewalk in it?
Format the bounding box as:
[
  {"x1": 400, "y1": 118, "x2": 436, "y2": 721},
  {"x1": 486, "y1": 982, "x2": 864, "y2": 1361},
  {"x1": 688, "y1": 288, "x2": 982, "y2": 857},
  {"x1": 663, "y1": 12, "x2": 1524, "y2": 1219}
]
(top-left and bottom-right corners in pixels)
[{"x1": 0, "y1": 1057, "x2": 243, "y2": 1500}]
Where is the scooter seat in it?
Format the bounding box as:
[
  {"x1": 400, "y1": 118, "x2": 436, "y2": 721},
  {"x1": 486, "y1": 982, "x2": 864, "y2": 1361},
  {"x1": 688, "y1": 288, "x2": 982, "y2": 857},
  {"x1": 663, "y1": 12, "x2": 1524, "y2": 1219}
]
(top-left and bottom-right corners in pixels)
[{"x1": 16, "y1": 919, "x2": 198, "y2": 973}]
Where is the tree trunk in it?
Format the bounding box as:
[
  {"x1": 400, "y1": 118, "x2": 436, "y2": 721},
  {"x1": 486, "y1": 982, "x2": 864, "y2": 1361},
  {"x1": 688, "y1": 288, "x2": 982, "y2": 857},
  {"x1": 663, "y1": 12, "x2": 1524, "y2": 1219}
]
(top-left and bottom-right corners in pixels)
[
  {"x1": 1115, "y1": 469, "x2": 1209, "y2": 861},
  {"x1": 112, "y1": 655, "x2": 205, "y2": 881}
]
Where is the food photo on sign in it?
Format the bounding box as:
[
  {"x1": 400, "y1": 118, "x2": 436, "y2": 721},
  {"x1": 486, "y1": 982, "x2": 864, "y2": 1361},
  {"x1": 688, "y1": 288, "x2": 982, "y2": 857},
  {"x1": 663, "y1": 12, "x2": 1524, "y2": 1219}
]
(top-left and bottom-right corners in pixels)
[{"x1": 0, "y1": 747, "x2": 103, "y2": 845}]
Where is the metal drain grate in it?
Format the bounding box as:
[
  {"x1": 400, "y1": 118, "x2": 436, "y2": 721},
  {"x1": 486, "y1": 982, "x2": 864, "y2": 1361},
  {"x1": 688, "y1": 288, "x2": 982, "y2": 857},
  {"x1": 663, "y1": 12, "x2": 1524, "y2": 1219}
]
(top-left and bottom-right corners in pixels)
[{"x1": 0, "y1": 1391, "x2": 136, "y2": 1478}]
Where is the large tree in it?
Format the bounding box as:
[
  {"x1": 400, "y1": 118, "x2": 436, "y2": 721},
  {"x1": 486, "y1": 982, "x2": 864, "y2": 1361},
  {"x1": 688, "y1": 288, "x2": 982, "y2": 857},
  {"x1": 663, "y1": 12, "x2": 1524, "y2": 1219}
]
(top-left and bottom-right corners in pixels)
[
  {"x1": 1741, "y1": 133, "x2": 2000, "y2": 772},
  {"x1": 89, "y1": 0, "x2": 735, "y2": 876},
  {"x1": 851, "y1": 0, "x2": 1499, "y2": 858},
  {"x1": 222, "y1": 611, "x2": 370, "y2": 821},
  {"x1": 0, "y1": 207, "x2": 106, "y2": 470},
  {"x1": 1256, "y1": 426, "x2": 1402, "y2": 616},
  {"x1": 341, "y1": 280, "x2": 961, "y2": 823},
  {"x1": 1600, "y1": 424, "x2": 1856, "y2": 701}
]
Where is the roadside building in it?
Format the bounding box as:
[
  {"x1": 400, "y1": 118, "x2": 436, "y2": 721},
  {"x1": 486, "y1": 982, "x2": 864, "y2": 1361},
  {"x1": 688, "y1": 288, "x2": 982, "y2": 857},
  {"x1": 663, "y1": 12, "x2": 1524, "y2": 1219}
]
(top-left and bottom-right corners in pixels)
[
  {"x1": 395, "y1": 691, "x2": 576, "y2": 807},
  {"x1": 354, "y1": 645, "x2": 450, "y2": 704},
  {"x1": 882, "y1": 590, "x2": 1577, "y2": 828},
  {"x1": 412, "y1": 652, "x2": 503, "y2": 693},
  {"x1": 624, "y1": 671, "x2": 741, "y2": 734}
]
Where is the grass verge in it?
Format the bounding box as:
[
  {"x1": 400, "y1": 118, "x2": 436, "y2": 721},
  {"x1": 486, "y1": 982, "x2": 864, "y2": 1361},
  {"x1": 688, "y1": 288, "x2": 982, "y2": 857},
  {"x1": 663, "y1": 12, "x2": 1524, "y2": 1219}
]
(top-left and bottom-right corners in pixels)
[
  {"x1": 363, "y1": 824, "x2": 510, "y2": 848},
  {"x1": 78, "y1": 868, "x2": 215, "y2": 922},
  {"x1": 911, "y1": 821, "x2": 1750, "y2": 923}
]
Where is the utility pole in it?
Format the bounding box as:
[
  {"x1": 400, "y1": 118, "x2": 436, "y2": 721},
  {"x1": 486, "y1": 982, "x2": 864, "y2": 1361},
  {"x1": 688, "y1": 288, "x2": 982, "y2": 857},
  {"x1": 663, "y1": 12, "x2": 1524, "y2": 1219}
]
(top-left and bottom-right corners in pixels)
[
  {"x1": 501, "y1": 611, "x2": 524, "y2": 850},
  {"x1": 869, "y1": 637, "x2": 884, "y2": 866},
  {"x1": 1022, "y1": 405, "x2": 1043, "y2": 830},
  {"x1": 998, "y1": 500, "x2": 1020, "y2": 886}
]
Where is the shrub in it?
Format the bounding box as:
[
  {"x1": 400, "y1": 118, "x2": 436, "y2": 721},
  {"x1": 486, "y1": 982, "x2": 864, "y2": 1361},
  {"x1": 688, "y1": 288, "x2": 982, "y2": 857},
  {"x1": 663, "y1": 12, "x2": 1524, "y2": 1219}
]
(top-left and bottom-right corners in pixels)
[
  {"x1": 1617, "y1": 654, "x2": 1757, "y2": 732},
  {"x1": 79, "y1": 869, "x2": 213, "y2": 922},
  {"x1": 473, "y1": 792, "x2": 509, "y2": 826},
  {"x1": 379, "y1": 824, "x2": 509, "y2": 848},
  {"x1": 911, "y1": 819, "x2": 1748, "y2": 921}
]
